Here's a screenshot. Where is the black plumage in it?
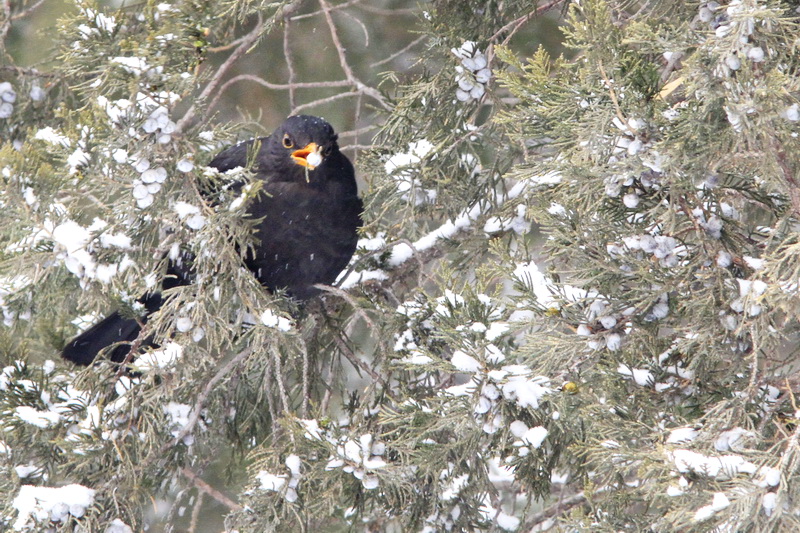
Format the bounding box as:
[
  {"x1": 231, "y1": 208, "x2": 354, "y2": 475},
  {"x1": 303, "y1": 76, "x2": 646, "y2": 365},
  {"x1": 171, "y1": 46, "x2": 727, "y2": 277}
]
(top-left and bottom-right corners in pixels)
[{"x1": 62, "y1": 115, "x2": 362, "y2": 366}]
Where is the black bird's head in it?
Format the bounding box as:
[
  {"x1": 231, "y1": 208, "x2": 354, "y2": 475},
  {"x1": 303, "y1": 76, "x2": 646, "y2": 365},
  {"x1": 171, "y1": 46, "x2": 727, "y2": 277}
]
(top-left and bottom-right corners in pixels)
[{"x1": 273, "y1": 115, "x2": 339, "y2": 176}]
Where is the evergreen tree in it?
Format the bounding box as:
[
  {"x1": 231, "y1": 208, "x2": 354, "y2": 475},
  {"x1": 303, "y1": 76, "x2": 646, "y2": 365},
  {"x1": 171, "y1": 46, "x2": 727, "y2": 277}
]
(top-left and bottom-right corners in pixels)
[{"x1": 1, "y1": 0, "x2": 799, "y2": 531}]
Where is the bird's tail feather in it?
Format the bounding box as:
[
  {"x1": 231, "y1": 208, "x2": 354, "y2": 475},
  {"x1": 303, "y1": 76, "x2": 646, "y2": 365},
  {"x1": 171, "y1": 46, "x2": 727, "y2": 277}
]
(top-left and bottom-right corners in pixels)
[{"x1": 61, "y1": 312, "x2": 141, "y2": 366}]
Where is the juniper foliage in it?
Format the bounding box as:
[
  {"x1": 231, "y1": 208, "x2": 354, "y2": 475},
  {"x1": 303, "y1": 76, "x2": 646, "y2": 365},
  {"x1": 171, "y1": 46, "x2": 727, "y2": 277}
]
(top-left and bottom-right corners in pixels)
[{"x1": 1, "y1": 0, "x2": 799, "y2": 532}]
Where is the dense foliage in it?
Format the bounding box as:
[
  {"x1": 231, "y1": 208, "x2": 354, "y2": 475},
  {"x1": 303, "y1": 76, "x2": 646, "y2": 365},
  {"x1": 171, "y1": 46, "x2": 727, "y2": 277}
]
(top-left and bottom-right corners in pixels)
[{"x1": 1, "y1": 0, "x2": 799, "y2": 531}]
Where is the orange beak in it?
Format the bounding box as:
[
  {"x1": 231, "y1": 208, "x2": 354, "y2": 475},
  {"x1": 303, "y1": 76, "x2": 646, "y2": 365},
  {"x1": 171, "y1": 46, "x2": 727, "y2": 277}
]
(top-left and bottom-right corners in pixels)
[{"x1": 291, "y1": 142, "x2": 320, "y2": 169}]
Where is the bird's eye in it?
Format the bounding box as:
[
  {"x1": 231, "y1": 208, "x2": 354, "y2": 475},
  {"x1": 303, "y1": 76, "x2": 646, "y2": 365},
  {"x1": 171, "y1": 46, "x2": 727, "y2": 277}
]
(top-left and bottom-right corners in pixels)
[
  {"x1": 322, "y1": 146, "x2": 332, "y2": 157},
  {"x1": 282, "y1": 134, "x2": 294, "y2": 148}
]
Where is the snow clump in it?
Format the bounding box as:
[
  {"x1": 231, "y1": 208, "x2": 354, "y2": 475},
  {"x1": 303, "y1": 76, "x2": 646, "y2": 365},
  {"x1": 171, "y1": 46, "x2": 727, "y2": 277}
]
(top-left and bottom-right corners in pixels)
[
  {"x1": 384, "y1": 139, "x2": 437, "y2": 205},
  {"x1": 12, "y1": 484, "x2": 95, "y2": 530}
]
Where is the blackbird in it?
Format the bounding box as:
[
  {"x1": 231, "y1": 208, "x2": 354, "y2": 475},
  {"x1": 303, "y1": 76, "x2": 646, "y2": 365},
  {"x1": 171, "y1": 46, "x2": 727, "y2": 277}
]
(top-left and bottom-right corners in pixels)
[{"x1": 62, "y1": 115, "x2": 363, "y2": 365}]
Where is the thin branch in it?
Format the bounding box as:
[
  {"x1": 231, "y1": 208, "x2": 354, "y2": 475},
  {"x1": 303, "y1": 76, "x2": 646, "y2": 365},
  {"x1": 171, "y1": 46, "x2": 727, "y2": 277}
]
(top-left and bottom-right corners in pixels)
[
  {"x1": 356, "y1": 4, "x2": 416, "y2": 16},
  {"x1": 284, "y1": 16, "x2": 297, "y2": 111},
  {"x1": 489, "y1": 0, "x2": 566, "y2": 44},
  {"x1": 319, "y1": 0, "x2": 355, "y2": 80},
  {"x1": 318, "y1": 0, "x2": 390, "y2": 110},
  {"x1": 320, "y1": 347, "x2": 338, "y2": 412},
  {"x1": 341, "y1": 10, "x2": 369, "y2": 48},
  {"x1": 207, "y1": 32, "x2": 254, "y2": 53},
  {"x1": 314, "y1": 283, "x2": 376, "y2": 330},
  {"x1": 332, "y1": 331, "x2": 387, "y2": 388},
  {"x1": 598, "y1": 61, "x2": 636, "y2": 136},
  {"x1": 290, "y1": 0, "x2": 362, "y2": 21},
  {"x1": 300, "y1": 337, "x2": 309, "y2": 417},
  {"x1": 341, "y1": 143, "x2": 383, "y2": 152},
  {"x1": 175, "y1": 14, "x2": 264, "y2": 134},
  {"x1": 10, "y1": 0, "x2": 45, "y2": 21},
  {"x1": 221, "y1": 74, "x2": 353, "y2": 91},
  {"x1": 370, "y1": 35, "x2": 426, "y2": 68},
  {"x1": 337, "y1": 124, "x2": 379, "y2": 138},
  {"x1": 271, "y1": 342, "x2": 292, "y2": 416},
  {"x1": 290, "y1": 0, "x2": 416, "y2": 21},
  {"x1": 188, "y1": 490, "x2": 203, "y2": 533},
  {"x1": 181, "y1": 467, "x2": 243, "y2": 512},
  {"x1": 291, "y1": 91, "x2": 361, "y2": 115},
  {"x1": 1, "y1": 0, "x2": 13, "y2": 45},
  {"x1": 522, "y1": 492, "x2": 586, "y2": 528},
  {"x1": 161, "y1": 347, "x2": 253, "y2": 451},
  {"x1": 0, "y1": 64, "x2": 58, "y2": 78},
  {"x1": 263, "y1": 345, "x2": 280, "y2": 434},
  {"x1": 204, "y1": 74, "x2": 353, "y2": 119}
]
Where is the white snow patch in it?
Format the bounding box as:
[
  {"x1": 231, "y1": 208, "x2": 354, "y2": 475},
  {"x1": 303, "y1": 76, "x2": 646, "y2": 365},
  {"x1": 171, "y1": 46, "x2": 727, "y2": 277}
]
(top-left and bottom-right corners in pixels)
[
  {"x1": 451, "y1": 350, "x2": 481, "y2": 373},
  {"x1": 260, "y1": 309, "x2": 293, "y2": 332},
  {"x1": 485, "y1": 322, "x2": 509, "y2": 341},
  {"x1": 490, "y1": 367, "x2": 551, "y2": 409},
  {"x1": 105, "y1": 519, "x2": 133, "y2": 533},
  {"x1": 715, "y1": 427, "x2": 752, "y2": 452},
  {"x1": 521, "y1": 426, "x2": 548, "y2": 448},
  {"x1": 12, "y1": 484, "x2": 95, "y2": 530},
  {"x1": 762, "y1": 492, "x2": 777, "y2": 517},
  {"x1": 255, "y1": 471, "x2": 286, "y2": 492},
  {"x1": 14, "y1": 406, "x2": 61, "y2": 428},
  {"x1": 34, "y1": 127, "x2": 70, "y2": 147},
  {"x1": 669, "y1": 449, "x2": 765, "y2": 481},
  {"x1": 133, "y1": 342, "x2": 183, "y2": 371},
  {"x1": 163, "y1": 402, "x2": 193, "y2": 445},
  {"x1": 617, "y1": 364, "x2": 654, "y2": 387},
  {"x1": 667, "y1": 427, "x2": 699, "y2": 444},
  {"x1": 693, "y1": 492, "x2": 730, "y2": 522},
  {"x1": 496, "y1": 512, "x2": 520, "y2": 531},
  {"x1": 338, "y1": 269, "x2": 388, "y2": 290}
]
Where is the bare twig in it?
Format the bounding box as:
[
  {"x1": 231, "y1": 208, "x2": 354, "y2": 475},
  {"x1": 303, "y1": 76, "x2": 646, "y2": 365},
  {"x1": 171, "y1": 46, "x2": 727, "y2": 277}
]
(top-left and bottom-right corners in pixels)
[
  {"x1": 290, "y1": 0, "x2": 362, "y2": 21},
  {"x1": 332, "y1": 332, "x2": 385, "y2": 387},
  {"x1": 204, "y1": 74, "x2": 353, "y2": 119},
  {"x1": 162, "y1": 347, "x2": 254, "y2": 451},
  {"x1": 522, "y1": 492, "x2": 587, "y2": 529},
  {"x1": 291, "y1": 91, "x2": 361, "y2": 115},
  {"x1": 175, "y1": 14, "x2": 264, "y2": 134},
  {"x1": 1, "y1": 0, "x2": 12, "y2": 45},
  {"x1": 337, "y1": 124, "x2": 379, "y2": 138},
  {"x1": 300, "y1": 337, "x2": 309, "y2": 417},
  {"x1": 188, "y1": 490, "x2": 203, "y2": 533},
  {"x1": 181, "y1": 467, "x2": 243, "y2": 512},
  {"x1": 341, "y1": 143, "x2": 382, "y2": 152},
  {"x1": 314, "y1": 283, "x2": 376, "y2": 330},
  {"x1": 207, "y1": 32, "x2": 255, "y2": 53},
  {"x1": 0, "y1": 65, "x2": 58, "y2": 77},
  {"x1": 10, "y1": 0, "x2": 45, "y2": 21},
  {"x1": 319, "y1": 0, "x2": 355, "y2": 80},
  {"x1": 341, "y1": 10, "x2": 369, "y2": 48},
  {"x1": 270, "y1": 342, "x2": 293, "y2": 417},
  {"x1": 598, "y1": 61, "x2": 635, "y2": 136},
  {"x1": 318, "y1": 0, "x2": 390, "y2": 110},
  {"x1": 284, "y1": 16, "x2": 298, "y2": 111},
  {"x1": 263, "y1": 346, "x2": 280, "y2": 434},
  {"x1": 489, "y1": 0, "x2": 566, "y2": 44},
  {"x1": 370, "y1": 35, "x2": 426, "y2": 68},
  {"x1": 357, "y1": 4, "x2": 416, "y2": 16},
  {"x1": 320, "y1": 349, "x2": 338, "y2": 412}
]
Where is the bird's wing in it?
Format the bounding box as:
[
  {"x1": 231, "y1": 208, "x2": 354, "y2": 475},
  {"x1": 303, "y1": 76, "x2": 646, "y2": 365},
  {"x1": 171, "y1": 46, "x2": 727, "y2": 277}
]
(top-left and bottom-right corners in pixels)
[{"x1": 208, "y1": 138, "x2": 263, "y2": 173}]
